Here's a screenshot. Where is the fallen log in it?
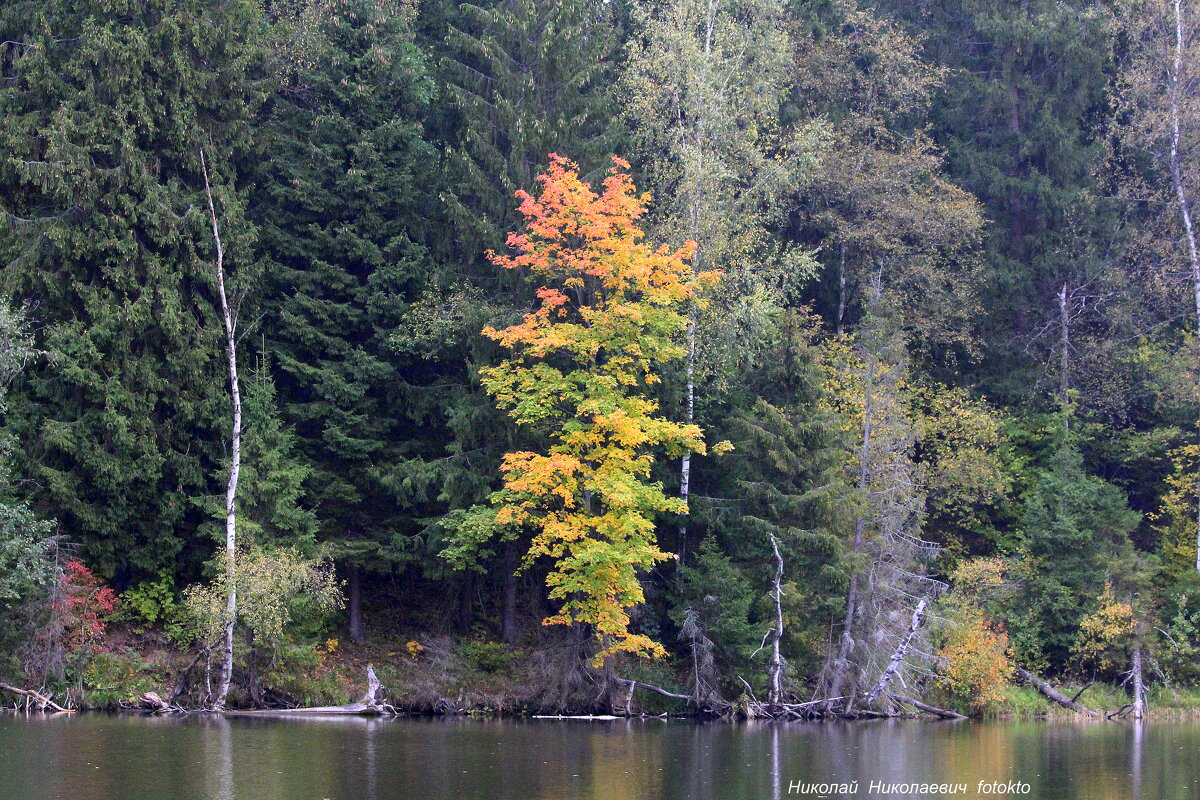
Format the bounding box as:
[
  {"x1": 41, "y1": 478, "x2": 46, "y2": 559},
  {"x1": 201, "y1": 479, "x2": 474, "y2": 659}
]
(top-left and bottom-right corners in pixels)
[
  {"x1": 782, "y1": 696, "x2": 844, "y2": 710},
  {"x1": 610, "y1": 677, "x2": 691, "y2": 703},
  {"x1": 1015, "y1": 666, "x2": 1101, "y2": 718},
  {"x1": 891, "y1": 693, "x2": 967, "y2": 720},
  {"x1": 0, "y1": 682, "x2": 73, "y2": 712},
  {"x1": 610, "y1": 676, "x2": 733, "y2": 716},
  {"x1": 532, "y1": 714, "x2": 620, "y2": 720}
]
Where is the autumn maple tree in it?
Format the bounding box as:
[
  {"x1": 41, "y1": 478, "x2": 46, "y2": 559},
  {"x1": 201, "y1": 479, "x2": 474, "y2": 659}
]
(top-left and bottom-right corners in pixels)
[{"x1": 480, "y1": 154, "x2": 722, "y2": 663}]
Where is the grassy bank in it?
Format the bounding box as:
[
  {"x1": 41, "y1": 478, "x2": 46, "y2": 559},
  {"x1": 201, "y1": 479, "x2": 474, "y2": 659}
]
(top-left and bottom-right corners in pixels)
[{"x1": 977, "y1": 682, "x2": 1200, "y2": 720}]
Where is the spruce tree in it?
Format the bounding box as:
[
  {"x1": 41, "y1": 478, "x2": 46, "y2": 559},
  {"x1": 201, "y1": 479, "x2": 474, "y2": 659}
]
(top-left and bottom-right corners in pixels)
[
  {"x1": 717, "y1": 310, "x2": 849, "y2": 683},
  {"x1": 876, "y1": 0, "x2": 1118, "y2": 400},
  {"x1": 1014, "y1": 445, "x2": 1140, "y2": 669},
  {"x1": 436, "y1": 0, "x2": 627, "y2": 267},
  {"x1": 0, "y1": 0, "x2": 267, "y2": 582},
  {"x1": 251, "y1": 0, "x2": 441, "y2": 634}
]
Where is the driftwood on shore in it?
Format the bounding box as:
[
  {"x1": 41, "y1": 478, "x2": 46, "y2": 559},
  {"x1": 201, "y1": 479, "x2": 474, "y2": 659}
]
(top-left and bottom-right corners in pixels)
[
  {"x1": 1015, "y1": 666, "x2": 1101, "y2": 718},
  {"x1": 228, "y1": 666, "x2": 398, "y2": 716},
  {"x1": 0, "y1": 682, "x2": 73, "y2": 712},
  {"x1": 136, "y1": 691, "x2": 186, "y2": 714}
]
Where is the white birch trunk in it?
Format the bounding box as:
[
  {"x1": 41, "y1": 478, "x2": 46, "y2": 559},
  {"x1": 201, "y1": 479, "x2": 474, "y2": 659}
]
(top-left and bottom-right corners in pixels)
[
  {"x1": 1059, "y1": 283, "x2": 1071, "y2": 434},
  {"x1": 864, "y1": 597, "x2": 927, "y2": 704},
  {"x1": 767, "y1": 532, "x2": 786, "y2": 706},
  {"x1": 1131, "y1": 646, "x2": 1146, "y2": 720},
  {"x1": 679, "y1": 310, "x2": 695, "y2": 549},
  {"x1": 1169, "y1": 0, "x2": 1200, "y2": 573},
  {"x1": 202, "y1": 150, "x2": 241, "y2": 712}
]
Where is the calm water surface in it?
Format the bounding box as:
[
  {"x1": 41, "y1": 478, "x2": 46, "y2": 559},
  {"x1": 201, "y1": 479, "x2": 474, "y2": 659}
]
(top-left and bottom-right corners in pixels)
[{"x1": 0, "y1": 713, "x2": 1195, "y2": 800}]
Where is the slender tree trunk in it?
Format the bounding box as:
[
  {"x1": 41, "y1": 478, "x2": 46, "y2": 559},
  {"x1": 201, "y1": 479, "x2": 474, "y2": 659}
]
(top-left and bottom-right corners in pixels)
[
  {"x1": 679, "y1": 309, "x2": 695, "y2": 557},
  {"x1": 864, "y1": 597, "x2": 927, "y2": 704},
  {"x1": 347, "y1": 563, "x2": 364, "y2": 644},
  {"x1": 767, "y1": 533, "x2": 786, "y2": 706},
  {"x1": 1059, "y1": 283, "x2": 1071, "y2": 434},
  {"x1": 836, "y1": 242, "x2": 847, "y2": 337},
  {"x1": 457, "y1": 573, "x2": 474, "y2": 631},
  {"x1": 1131, "y1": 646, "x2": 1146, "y2": 719},
  {"x1": 1169, "y1": 0, "x2": 1200, "y2": 573},
  {"x1": 501, "y1": 540, "x2": 519, "y2": 643},
  {"x1": 246, "y1": 629, "x2": 261, "y2": 706},
  {"x1": 202, "y1": 150, "x2": 241, "y2": 713}
]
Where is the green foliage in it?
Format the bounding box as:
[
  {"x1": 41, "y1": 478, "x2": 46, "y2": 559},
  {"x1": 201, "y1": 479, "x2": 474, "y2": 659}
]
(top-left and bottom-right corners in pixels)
[
  {"x1": 459, "y1": 639, "x2": 523, "y2": 674},
  {"x1": 181, "y1": 546, "x2": 343, "y2": 655},
  {"x1": 437, "y1": 0, "x2": 627, "y2": 264},
  {"x1": 253, "y1": 0, "x2": 440, "y2": 582},
  {"x1": 710, "y1": 310, "x2": 850, "y2": 676},
  {"x1": 673, "y1": 537, "x2": 757, "y2": 683},
  {"x1": 878, "y1": 0, "x2": 1119, "y2": 403},
  {"x1": 1011, "y1": 445, "x2": 1141, "y2": 668},
  {"x1": 0, "y1": 0, "x2": 267, "y2": 582},
  {"x1": 120, "y1": 573, "x2": 178, "y2": 628},
  {"x1": 81, "y1": 650, "x2": 163, "y2": 708},
  {"x1": 0, "y1": 301, "x2": 55, "y2": 661}
]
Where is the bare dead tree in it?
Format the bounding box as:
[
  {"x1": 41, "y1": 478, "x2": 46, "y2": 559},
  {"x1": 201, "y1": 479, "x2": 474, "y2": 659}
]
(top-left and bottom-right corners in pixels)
[
  {"x1": 1131, "y1": 646, "x2": 1147, "y2": 719},
  {"x1": 766, "y1": 532, "x2": 786, "y2": 706},
  {"x1": 825, "y1": 280, "x2": 942, "y2": 713},
  {"x1": 1058, "y1": 282, "x2": 1071, "y2": 432}
]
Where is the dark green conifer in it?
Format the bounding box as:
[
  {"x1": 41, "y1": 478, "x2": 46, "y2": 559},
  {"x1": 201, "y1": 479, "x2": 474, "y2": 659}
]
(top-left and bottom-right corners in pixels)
[{"x1": 0, "y1": 0, "x2": 267, "y2": 582}]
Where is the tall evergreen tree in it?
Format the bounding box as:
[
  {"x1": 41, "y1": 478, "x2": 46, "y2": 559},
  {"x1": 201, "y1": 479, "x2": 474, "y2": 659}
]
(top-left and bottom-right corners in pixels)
[
  {"x1": 877, "y1": 0, "x2": 1118, "y2": 401},
  {"x1": 0, "y1": 0, "x2": 267, "y2": 582},
  {"x1": 1011, "y1": 444, "x2": 1140, "y2": 669},
  {"x1": 251, "y1": 0, "x2": 441, "y2": 638},
  {"x1": 437, "y1": 0, "x2": 628, "y2": 267},
  {"x1": 717, "y1": 310, "x2": 850, "y2": 686}
]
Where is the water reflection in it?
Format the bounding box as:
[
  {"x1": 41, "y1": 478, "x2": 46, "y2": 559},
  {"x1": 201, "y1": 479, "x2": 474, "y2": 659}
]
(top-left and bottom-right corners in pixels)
[
  {"x1": 206, "y1": 715, "x2": 234, "y2": 800},
  {"x1": 4, "y1": 713, "x2": 1200, "y2": 800},
  {"x1": 1131, "y1": 719, "x2": 1144, "y2": 800}
]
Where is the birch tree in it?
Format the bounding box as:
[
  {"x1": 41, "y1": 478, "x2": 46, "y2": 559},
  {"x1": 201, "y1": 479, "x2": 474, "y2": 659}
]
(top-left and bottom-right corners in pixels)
[
  {"x1": 1118, "y1": 0, "x2": 1200, "y2": 572},
  {"x1": 201, "y1": 151, "x2": 242, "y2": 712},
  {"x1": 794, "y1": 6, "x2": 983, "y2": 351},
  {"x1": 620, "y1": 0, "x2": 817, "y2": 549}
]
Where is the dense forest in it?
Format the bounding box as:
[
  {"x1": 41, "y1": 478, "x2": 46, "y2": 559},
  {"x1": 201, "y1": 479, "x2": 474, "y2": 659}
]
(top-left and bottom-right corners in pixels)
[{"x1": 3, "y1": 0, "x2": 1200, "y2": 718}]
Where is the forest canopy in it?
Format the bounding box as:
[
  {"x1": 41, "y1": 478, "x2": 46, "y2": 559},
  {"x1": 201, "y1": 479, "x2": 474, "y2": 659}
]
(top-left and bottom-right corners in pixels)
[{"x1": 1, "y1": 0, "x2": 1199, "y2": 717}]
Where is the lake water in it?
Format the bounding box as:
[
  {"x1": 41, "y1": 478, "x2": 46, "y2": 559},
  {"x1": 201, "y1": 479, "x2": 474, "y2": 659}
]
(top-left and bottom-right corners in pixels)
[{"x1": 0, "y1": 713, "x2": 1195, "y2": 800}]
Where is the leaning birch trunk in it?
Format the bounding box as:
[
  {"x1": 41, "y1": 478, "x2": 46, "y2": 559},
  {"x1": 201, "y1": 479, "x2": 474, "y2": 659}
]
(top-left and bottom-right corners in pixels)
[
  {"x1": 766, "y1": 532, "x2": 786, "y2": 706},
  {"x1": 1131, "y1": 647, "x2": 1146, "y2": 720},
  {"x1": 202, "y1": 149, "x2": 241, "y2": 712},
  {"x1": 864, "y1": 597, "x2": 927, "y2": 704},
  {"x1": 1169, "y1": 0, "x2": 1200, "y2": 573}
]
